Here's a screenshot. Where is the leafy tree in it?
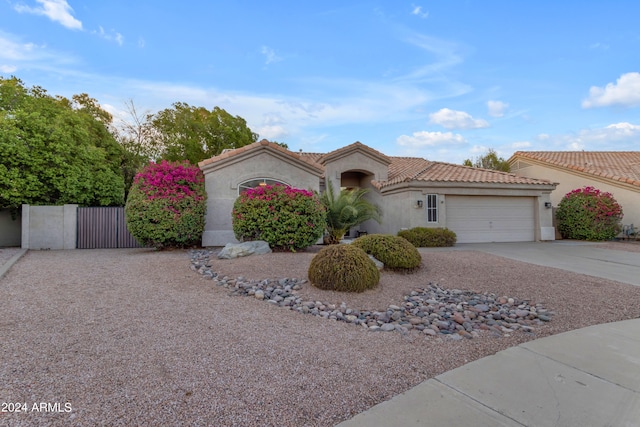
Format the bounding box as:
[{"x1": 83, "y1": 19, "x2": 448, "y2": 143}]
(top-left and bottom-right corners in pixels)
[
  {"x1": 319, "y1": 182, "x2": 382, "y2": 244},
  {"x1": 463, "y1": 148, "x2": 510, "y2": 172},
  {"x1": 125, "y1": 160, "x2": 206, "y2": 248},
  {"x1": 556, "y1": 186, "x2": 623, "y2": 241},
  {"x1": 149, "y1": 102, "x2": 258, "y2": 164},
  {"x1": 0, "y1": 77, "x2": 125, "y2": 210}
]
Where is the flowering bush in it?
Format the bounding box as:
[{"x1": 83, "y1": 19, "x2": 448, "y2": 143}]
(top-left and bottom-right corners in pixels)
[
  {"x1": 232, "y1": 184, "x2": 326, "y2": 252},
  {"x1": 125, "y1": 160, "x2": 206, "y2": 248},
  {"x1": 556, "y1": 186, "x2": 623, "y2": 241}
]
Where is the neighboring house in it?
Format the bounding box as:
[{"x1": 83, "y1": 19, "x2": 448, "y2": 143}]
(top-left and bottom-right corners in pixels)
[
  {"x1": 199, "y1": 140, "x2": 557, "y2": 246},
  {"x1": 508, "y1": 152, "x2": 640, "y2": 227}
]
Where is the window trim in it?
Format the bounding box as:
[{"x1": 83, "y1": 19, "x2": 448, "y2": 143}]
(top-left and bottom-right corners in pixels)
[
  {"x1": 238, "y1": 178, "x2": 289, "y2": 195},
  {"x1": 426, "y1": 194, "x2": 438, "y2": 223}
]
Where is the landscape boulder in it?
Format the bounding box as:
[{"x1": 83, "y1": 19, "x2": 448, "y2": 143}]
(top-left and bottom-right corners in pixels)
[{"x1": 217, "y1": 240, "x2": 272, "y2": 259}]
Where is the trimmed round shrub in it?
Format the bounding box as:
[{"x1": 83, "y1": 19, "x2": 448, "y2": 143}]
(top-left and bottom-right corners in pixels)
[
  {"x1": 352, "y1": 234, "x2": 422, "y2": 271},
  {"x1": 125, "y1": 160, "x2": 206, "y2": 248},
  {"x1": 556, "y1": 186, "x2": 623, "y2": 241},
  {"x1": 232, "y1": 184, "x2": 326, "y2": 252},
  {"x1": 398, "y1": 227, "x2": 457, "y2": 247},
  {"x1": 308, "y1": 244, "x2": 379, "y2": 292}
]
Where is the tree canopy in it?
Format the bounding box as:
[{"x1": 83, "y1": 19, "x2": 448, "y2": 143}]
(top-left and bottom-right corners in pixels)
[
  {"x1": 463, "y1": 148, "x2": 511, "y2": 172},
  {"x1": 148, "y1": 102, "x2": 258, "y2": 164},
  {"x1": 0, "y1": 77, "x2": 125, "y2": 209}
]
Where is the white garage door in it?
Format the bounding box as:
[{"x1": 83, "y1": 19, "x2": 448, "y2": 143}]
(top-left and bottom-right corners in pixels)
[{"x1": 446, "y1": 196, "x2": 535, "y2": 243}]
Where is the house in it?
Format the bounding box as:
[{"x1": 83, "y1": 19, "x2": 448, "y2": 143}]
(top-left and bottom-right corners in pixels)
[
  {"x1": 199, "y1": 140, "x2": 557, "y2": 246},
  {"x1": 508, "y1": 152, "x2": 640, "y2": 227}
]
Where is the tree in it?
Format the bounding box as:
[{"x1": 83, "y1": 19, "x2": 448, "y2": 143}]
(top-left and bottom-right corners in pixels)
[
  {"x1": 463, "y1": 148, "x2": 510, "y2": 172},
  {"x1": 319, "y1": 182, "x2": 382, "y2": 244},
  {"x1": 0, "y1": 77, "x2": 125, "y2": 210},
  {"x1": 149, "y1": 102, "x2": 258, "y2": 164}
]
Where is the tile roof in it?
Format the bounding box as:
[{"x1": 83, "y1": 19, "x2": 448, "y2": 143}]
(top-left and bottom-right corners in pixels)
[
  {"x1": 199, "y1": 141, "x2": 554, "y2": 187},
  {"x1": 512, "y1": 151, "x2": 640, "y2": 188},
  {"x1": 198, "y1": 139, "x2": 324, "y2": 173},
  {"x1": 374, "y1": 158, "x2": 553, "y2": 189},
  {"x1": 318, "y1": 141, "x2": 392, "y2": 165}
]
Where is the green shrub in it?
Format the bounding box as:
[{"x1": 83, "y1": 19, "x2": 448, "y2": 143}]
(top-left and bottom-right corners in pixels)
[
  {"x1": 232, "y1": 184, "x2": 326, "y2": 252},
  {"x1": 308, "y1": 244, "x2": 379, "y2": 292},
  {"x1": 352, "y1": 234, "x2": 422, "y2": 271},
  {"x1": 556, "y1": 186, "x2": 623, "y2": 241},
  {"x1": 398, "y1": 227, "x2": 457, "y2": 247},
  {"x1": 125, "y1": 160, "x2": 206, "y2": 249}
]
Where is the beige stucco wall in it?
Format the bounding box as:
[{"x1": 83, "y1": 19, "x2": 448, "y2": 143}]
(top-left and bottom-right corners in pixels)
[
  {"x1": 364, "y1": 184, "x2": 555, "y2": 240},
  {"x1": 324, "y1": 151, "x2": 389, "y2": 195},
  {"x1": 512, "y1": 163, "x2": 640, "y2": 226},
  {"x1": 200, "y1": 151, "x2": 322, "y2": 247}
]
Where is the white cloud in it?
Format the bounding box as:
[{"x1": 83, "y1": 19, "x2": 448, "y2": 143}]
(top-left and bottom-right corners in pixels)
[
  {"x1": 138, "y1": 37, "x2": 146, "y2": 48},
  {"x1": 589, "y1": 42, "x2": 609, "y2": 50},
  {"x1": 428, "y1": 108, "x2": 489, "y2": 129},
  {"x1": 411, "y1": 5, "x2": 429, "y2": 18},
  {"x1": 0, "y1": 64, "x2": 18, "y2": 73},
  {"x1": 15, "y1": 0, "x2": 82, "y2": 30},
  {"x1": 487, "y1": 100, "x2": 508, "y2": 117},
  {"x1": 396, "y1": 131, "x2": 466, "y2": 148},
  {"x1": 510, "y1": 141, "x2": 531, "y2": 149},
  {"x1": 260, "y1": 46, "x2": 282, "y2": 65},
  {"x1": 537, "y1": 133, "x2": 550, "y2": 140},
  {"x1": 93, "y1": 26, "x2": 124, "y2": 46},
  {"x1": 538, "y1": 122, "x2": 640, "y2": 151},
  {"x1": 582, "y1": 72, "x2": 640, "y2": 108}
]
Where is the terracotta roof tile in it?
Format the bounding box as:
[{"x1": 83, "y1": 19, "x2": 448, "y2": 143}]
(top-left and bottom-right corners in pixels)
[
  {"x1": 374, "y1": 158, "x2": 553, "y2": 188},
  {"x1": 512, "y1": 151, "x2": 640, "y2": 188},
  {"x1": 199, "y1": 140, "x2": 324, "y2": 172}
]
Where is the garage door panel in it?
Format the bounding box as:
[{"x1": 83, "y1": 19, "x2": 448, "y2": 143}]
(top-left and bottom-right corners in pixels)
[{"x1": 447, "y1": 196, "x2": 535, "y2": 243}]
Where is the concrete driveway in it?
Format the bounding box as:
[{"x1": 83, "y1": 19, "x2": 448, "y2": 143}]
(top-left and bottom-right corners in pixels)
[{"x1": 421, "y1": 241, "x2": 640, "y2": 287}]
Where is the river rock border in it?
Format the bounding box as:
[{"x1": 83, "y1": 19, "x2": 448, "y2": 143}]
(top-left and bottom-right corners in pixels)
[{"x1": 190, "y1": 250, "x2": 553, "y2": 340}]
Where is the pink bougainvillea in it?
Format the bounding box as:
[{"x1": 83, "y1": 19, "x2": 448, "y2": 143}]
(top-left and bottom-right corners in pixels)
[{"x1": 556, "y1": 186, "x2": 623, "y2": 241}]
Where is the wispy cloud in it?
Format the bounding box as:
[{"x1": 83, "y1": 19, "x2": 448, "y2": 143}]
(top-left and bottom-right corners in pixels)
[
  {"x1": 0, "y1": 65, "x2": 18, "y2": 73},
  {"x1": 533, "y1": 122, "x2": 640, "y2": 151},
  {"x1": 396, "y1": 130, "x2": 466, "y2": 148},
  {"x1": 589, "y1": 42, "x2": 609, "y2": 50},
  {"x1": 0, "y1": 31, "x2": 77, "y2": 73},
  {"x1": 429, "y1": 108, "x2": 489, "y2": 129},
  {"x1": 260, "y1": 46, "x2": 282, "y2": 65},
  {"x1": 487, "y1": 100, "x2": 508, "y2": 117},
  {"x1": 14, "y1": 0, "x2": 82, "y2": 30},
  {"x1": 582, "y1": 72, "x2": 640, "y2": 108},
  {"x1": 93, "y1": 26, "x2": 124, "y2": 46},
  {"x1": 411, "y1": 5, "x2": 429, "y2": 19}
]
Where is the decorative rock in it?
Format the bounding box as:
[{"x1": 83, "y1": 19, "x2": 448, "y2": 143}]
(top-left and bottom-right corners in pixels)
[
  {"x1": 191, "y1": 249, "x2": 553, "y2": 340},
  {"x1": 217, "y1": 240, "x2": 272, "y2": 259}
]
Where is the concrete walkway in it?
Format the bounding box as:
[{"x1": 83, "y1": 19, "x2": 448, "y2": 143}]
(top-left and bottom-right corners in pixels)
[
  {"x1": 337, "y1": 318, "x2": 640, "y2": 427},
  {"x1": 338, "y1": 242, "x2": 640, "y2": 426},
  {"x1": 425, "y1": 241, "x2": 640, "y2": 286}
]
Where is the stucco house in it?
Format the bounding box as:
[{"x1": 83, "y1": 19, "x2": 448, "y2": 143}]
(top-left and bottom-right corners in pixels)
[
  {"x1": 199, "y1": 140, "x2": 557, "y2": 246},
  {"x1": 508, "y1": 152, "x2": 640, "y2": 228}
]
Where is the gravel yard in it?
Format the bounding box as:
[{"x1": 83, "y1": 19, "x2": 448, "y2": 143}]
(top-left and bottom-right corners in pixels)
[{"x1": 1, "y1": 243, "x2": 640, "y2": 426}]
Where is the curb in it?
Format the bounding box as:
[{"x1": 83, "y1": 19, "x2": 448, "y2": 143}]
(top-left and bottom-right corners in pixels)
[{"x1": 0, "y1": 249, "x2": 28, "y2": 280}]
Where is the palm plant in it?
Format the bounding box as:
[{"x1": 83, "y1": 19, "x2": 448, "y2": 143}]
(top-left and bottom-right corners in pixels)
[{"x1": 319, "y1": 182, "x2": 382, "y2": 244}]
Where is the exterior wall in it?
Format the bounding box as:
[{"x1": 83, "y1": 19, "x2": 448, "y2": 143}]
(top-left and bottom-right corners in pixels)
[
  {"x1": 0, "y1": 209, "x2": 22, "y2": 247},
  {"x1": 201, "y1": 152, "x2": 321, "y2": 247},
  {"x1": 21, "y1": 204, "x2": 77, "y2": 250},
  {"x1": 374, "y1": 184, "x2": 555, "y2": 241},
  {"x1": 512, "y1": 162, "x2": 640, "y2": 226},
  {"x1": 324, "y1": 151, "x2": 389, "y2": 195}
]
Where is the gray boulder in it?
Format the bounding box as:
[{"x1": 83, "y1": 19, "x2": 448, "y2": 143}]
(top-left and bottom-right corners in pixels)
[
  {"x1": 217, "y1": 240, "x2": 272, "y2": 259},
  {"x1": 368, "y1": 254, "x2": 384, "y2": 271}
]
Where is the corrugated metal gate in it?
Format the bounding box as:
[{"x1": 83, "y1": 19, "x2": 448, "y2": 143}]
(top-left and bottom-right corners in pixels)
[{"x1": 76, "y1": 207, "x2": 142, "y2": 249}]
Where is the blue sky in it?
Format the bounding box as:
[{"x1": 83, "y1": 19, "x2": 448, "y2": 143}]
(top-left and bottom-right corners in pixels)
[{"x1": 1, "y1": 1, "x2": 639, "y2": 163}]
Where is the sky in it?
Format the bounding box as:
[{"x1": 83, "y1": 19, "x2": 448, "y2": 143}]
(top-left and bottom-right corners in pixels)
[{"x1": 1, "y1": 0, "x2": 639, "y2": 164}]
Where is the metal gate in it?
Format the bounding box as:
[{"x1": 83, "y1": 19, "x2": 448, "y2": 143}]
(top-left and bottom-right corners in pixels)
[{"x1": 76, "y1": 207, "x2": 142, "y2": 249}]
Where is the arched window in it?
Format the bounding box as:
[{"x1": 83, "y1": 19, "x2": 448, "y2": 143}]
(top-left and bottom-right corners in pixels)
[{"x1": 238, "y1": 178, "x2": 289, "y2": 194}]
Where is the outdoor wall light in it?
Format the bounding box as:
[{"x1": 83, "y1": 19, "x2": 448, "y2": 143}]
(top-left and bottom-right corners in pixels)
[
  {"x1": 544, "y1": 202, "x2": 552, "y2": 208},
  {"x1": 416, "y1": 200, "x2": 423, "y2": 208}
]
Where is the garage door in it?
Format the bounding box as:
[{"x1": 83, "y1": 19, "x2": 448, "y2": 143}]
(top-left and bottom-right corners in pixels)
[{"x1": 446, "y1": 196, "x2": 535, "y2": 243}]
